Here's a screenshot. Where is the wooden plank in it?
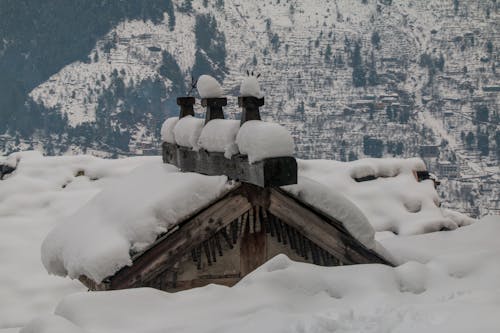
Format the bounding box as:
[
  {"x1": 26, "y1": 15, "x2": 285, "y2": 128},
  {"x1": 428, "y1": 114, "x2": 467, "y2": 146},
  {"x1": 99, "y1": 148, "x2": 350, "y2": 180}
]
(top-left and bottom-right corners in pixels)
[
  {"x1": 240, "y1": 229, "x2": 267, "y2": 276},
  {"x1": 108, "y1": 193, "x2": 252, "y2": 289},
  {"x1": 268, "y1": 189, "x2": 391, "y2": 265},
  {"x1": 162, "y1": 142, "x2": 297, "y2": 188}
]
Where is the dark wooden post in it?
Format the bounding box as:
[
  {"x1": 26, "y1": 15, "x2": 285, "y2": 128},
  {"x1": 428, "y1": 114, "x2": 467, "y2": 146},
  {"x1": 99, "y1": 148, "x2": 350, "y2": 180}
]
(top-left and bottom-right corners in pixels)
[
  {"x1": 177, "y1": 97, "x2": 196, "y2": 118},
  {"x1": 238, "y1": 97, "x2": 265, "y2": 125},
  {"x1": 201, "y1": 98, "x2": 227, "y2": 124}
]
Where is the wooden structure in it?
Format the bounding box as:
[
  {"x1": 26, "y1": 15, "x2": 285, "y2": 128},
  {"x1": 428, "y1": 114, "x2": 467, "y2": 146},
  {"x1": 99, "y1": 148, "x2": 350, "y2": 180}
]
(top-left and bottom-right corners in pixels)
[
  {"x1": 79, "y1": 94, "x2": 392, "y2": 293},
  {"x1": 81, "y1": 183, "x2": 390, "y2": 292}
]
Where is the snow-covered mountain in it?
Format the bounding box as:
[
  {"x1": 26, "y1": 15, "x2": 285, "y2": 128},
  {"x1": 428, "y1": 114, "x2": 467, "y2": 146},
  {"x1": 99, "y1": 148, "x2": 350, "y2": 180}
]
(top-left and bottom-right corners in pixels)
[{"x1": 1, "y1": 0, "x2": 499, "y2": 215}]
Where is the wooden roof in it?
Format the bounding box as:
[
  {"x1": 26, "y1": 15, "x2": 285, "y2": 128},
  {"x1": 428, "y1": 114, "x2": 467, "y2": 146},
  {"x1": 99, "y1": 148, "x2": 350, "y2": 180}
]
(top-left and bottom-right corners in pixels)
[{"x1": 80, "y1": 182, "x2": 392, "y2": 292}]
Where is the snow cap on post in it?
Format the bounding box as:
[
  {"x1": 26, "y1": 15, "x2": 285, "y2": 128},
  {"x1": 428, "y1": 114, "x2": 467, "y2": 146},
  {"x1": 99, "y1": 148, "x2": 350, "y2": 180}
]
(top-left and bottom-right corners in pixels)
[
  {"x1": 197, "y1": 75, "x2": 227, "y2": 124},
  {"x1": 239, "y1": 71, "x2": 264, "y2": 125}
]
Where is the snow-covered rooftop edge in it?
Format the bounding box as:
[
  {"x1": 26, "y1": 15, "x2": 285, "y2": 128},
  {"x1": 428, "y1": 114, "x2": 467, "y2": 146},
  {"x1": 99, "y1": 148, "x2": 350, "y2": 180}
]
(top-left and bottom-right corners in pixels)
[{"x1": 31, "y1": 150, "x2": 476, "y2": 284}]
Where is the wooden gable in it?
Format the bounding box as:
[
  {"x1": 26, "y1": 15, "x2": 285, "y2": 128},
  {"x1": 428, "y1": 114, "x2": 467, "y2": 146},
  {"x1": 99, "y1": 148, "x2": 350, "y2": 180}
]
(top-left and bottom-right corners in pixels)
[{"x1": 80, "y1": 183, "x2": 391, "y2": 292}]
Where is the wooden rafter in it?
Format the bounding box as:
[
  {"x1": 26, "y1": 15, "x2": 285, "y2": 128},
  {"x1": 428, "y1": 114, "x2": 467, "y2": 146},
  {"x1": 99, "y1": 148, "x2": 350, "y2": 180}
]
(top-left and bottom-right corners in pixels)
[
  {"x1": 80, "y1": 183, "x2": 392, "y2": 292},
  {"x1": 107, "y1": 192, "x2": 252, "y2": 289}
]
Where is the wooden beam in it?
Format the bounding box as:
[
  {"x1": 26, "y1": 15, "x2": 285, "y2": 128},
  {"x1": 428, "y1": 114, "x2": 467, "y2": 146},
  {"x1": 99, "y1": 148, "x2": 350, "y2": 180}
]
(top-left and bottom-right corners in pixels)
[
  {"x1": 201, "y1": 97, "x2": 227, "y2": 124},
  {"x1": 239, "y1": 96, "x2": 264, "y2": 125},
  {"x1": 268, "y1": 189, "x2": 391, "y2": 265},
  {"x1": 108, "y1": 192, "x2": 252, "y2": 289},
  {"x1": 177, "y1": 97, "x2": 195, "y2": 118},
  {"x1": 162, "y1": 142, "x2": 297, "y2": 188}
]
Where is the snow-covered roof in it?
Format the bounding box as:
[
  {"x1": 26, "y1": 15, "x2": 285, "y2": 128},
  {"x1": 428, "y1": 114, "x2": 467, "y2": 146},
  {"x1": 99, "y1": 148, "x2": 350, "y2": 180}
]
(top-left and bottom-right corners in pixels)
[
  {"x1": 289, "y1": 158, "x2": 474, "y2": 237},
  {"x1": 40, "y1": 154, "x2": 474, "y2": 284},
  {"x1": 161, "y1": 117, "x2": 295, "y2": 163},
  {"x1": 42, "y1": 162, "x2": 233, "y2": 283}
]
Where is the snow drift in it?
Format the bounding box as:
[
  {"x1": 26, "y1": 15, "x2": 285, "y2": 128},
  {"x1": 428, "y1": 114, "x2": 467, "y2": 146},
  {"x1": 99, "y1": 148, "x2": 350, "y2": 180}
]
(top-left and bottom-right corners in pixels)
[
  {"x1": 23, "y1": 215, "x2": 500, "y2": 333},
  {"x1": 41, "y1": 161, "x2": 232, "y2": 283}
]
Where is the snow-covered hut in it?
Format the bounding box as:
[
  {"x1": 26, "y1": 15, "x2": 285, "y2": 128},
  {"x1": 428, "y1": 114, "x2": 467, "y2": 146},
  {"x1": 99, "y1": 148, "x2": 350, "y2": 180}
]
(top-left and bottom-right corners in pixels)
[{"x1": 41, "y1": 78, "x2": 472, "y2": 293}]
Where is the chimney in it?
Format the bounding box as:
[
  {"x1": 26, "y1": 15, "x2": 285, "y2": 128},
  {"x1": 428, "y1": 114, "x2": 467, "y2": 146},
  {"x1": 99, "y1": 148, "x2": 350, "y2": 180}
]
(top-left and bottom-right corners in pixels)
[
  {"x1": 177, "y1": 97, "x2": 196, "y2": 118},
  {"x1": 238, "y1": 96, "x2": 265, "y2": 125},
  {"x1": 201, "y1": 97, "x2": 227, "y2": 124}
]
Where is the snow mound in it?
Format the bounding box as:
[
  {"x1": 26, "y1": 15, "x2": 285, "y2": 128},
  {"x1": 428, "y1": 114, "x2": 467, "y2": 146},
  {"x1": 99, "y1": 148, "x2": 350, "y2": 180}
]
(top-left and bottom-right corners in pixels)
[
  {"x1": 284, "y1": 176, "x2": 376, "y2": 250},
  {"x1": 41, "y1": 161, "x2": 232, "y2": 283},
  {"x1": 197, "y1": 75, "x2": 223, "y2": 98},
  {"x1": 198, "y1": 119, "x2": 240, "y2": 159},
  {"x1": 0, "y1": 152, "x2": 157, "y2": 329},
  {"x1": 162, "y1": 117, "x2": 295, "y2": 163},
  {"x1": 160, "y1": 117, "x2": 178, "y2": 143},
  {"x1": 24, "y1": 215, "x2": 500, "y2": 333},
  {"x1": 172, "y1": 116, "x2": 204, "y2": 150},
  {"x1": 236, "y1": 120, "x2": 294, "y2": 163},
  {"x1": 240, "y1": 75, "x2": 262, "y2": 98},
  {"x1": 294, "y1": 158, "x2": 475, "y2": 236}
]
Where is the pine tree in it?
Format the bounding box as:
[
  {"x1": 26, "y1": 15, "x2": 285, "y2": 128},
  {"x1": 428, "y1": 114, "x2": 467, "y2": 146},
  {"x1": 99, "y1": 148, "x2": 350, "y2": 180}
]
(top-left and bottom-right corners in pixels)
[
  {"x1": 324, "y1": 44, "x2": 332, "y2": 63},
  {"x1": 351, "y1": 41, "x2": 366, "y2": 87},
  {"x1": 367, "y1": 50, "x2": 378, "y2": 86}
]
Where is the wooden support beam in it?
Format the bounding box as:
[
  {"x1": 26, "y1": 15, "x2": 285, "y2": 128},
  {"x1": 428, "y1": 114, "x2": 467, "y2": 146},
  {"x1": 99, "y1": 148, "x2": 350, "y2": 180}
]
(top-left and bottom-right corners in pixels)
[
  {"x1": 201, "y1": 98, "x2": 227, "y2": 124},
  {"x1": 177, "y1": 97, "x2": 195, "y2": 118},
  {"x1": 162, "y1": 142, "x2": 297, "y2": 188},
  {"x1": 107, "y1": 192, "x2": 252, "y2": 289},
  {"x1": 268, "y1": 189, "x2": 391, "y2": 265},
  {"x1": 239, "y1": 96, "x2": 264, "y2": 125}
]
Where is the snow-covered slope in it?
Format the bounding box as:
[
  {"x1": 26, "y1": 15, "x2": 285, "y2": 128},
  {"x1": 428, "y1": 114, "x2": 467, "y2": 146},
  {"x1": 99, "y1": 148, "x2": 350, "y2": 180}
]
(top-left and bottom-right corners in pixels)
[{"x1": 17, "y1": 0, "x2": 499, "y2": 216}]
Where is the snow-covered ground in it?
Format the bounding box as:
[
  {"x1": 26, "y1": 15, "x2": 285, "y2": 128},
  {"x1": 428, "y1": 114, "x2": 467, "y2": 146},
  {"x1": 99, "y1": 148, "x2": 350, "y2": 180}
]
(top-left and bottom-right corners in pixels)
[
  {"x1": 22, "y1": 215, "x2": 500, "y2": 333},
  {"x1": 0, "y1": 152, "x2": 157, "y2": 330},
  {"x1": 1, "y1": 151, "x2": 498, "y2": 332}
]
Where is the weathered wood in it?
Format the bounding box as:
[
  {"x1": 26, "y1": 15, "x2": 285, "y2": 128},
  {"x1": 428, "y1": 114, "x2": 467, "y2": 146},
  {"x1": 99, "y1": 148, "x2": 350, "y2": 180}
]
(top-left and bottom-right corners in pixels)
[
  {"x1": 177, "y1": 97, "x2": 195, "y2": 118},
  {"x1": 238, "y1": 96, "x2": 264, "y2": 125},
  {"x1": 81, "y1": 183, "x2": 392, "y2": 293},
  {"x1": 201, "y1": 97, "x2": 227, "y2": 124},
  {"x1": 240, "y1": 229, "x2": 267, "y2": 276},
  {"x1": 162, "y1": 142, "x2": 297, "y2": 188},
  {"x1": 108, "y1": 193, "x2": 252, "y2": 289},
  {"x1": 268, "y1": 189, "x2": 390, "y2": 265}
]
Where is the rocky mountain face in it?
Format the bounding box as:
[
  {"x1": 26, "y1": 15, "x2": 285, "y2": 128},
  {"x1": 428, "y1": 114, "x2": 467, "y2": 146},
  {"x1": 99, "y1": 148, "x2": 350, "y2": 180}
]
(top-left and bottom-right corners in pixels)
[{"x1": 0, "y1": 0, "x2": 498, "y2": 216}]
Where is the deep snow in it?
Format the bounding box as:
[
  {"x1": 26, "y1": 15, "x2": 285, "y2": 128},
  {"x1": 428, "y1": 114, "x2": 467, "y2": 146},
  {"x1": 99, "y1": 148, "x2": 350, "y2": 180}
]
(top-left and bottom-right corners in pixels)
[
  {"x1": 1, "y1": 152, "x2": 495, "y2": 333},
  {"x1": 22, "y1": 215, "x2": 500, "y2": 333}
]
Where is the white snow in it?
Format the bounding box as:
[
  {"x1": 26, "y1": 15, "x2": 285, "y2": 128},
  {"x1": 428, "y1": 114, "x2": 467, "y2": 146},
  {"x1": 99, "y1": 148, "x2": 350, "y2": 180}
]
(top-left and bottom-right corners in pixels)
[
  {"x1": 21, "y1": 214, "x2": 500, "y2": 333},
  {"x1": 284, "y1": 176, "x2": 376, "y2": 250},
  {"x1": 0, "y1": 151, "x2": 158, "y2": 329},
  {"x1": 240, "y1": 75, "x2": 263, "y2": 98},
  {"x1": 198, "y1": 119, "x2": 240, "y2": 159},
  {"x1": 293, "y1": 158, "x2": 475, "y2": 237},
  {"x1": 3, "y1": 151, "x2": 494, "y2": 333},
  {"x1": 197, "y1": 75, "x2": 223, "y2": 99},
  {"x1": 162, "y1": 117, "x2": 295, "y2": 163},
  {"x1": 41, "y1": 161, "x2": 232, "y2": 283},
  {"x1": 160, "y1": 117, "x2": 179, "y2": 143},
  {"x1": 236, "y1": 120, "x2": 294, "y2": 163},
  {"x1": 172, "y1": 116, "x2": 205, "y2": 150}
]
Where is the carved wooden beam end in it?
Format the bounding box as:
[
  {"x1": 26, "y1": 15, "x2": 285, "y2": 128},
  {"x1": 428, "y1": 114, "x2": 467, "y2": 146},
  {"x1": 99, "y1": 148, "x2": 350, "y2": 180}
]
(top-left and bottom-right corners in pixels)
[
  {"x1": 177, "y1": 97, "x2": 196, "y2": 118},
  {"x1": 162, "y1": 142, "x2": 297, "y2": 188},
  {"x1": 201, "y1": 98, "x2": 228, "y2": 124},
  {"x1": 238, "y1": 96, "x2": 265, "y2": 125}
]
